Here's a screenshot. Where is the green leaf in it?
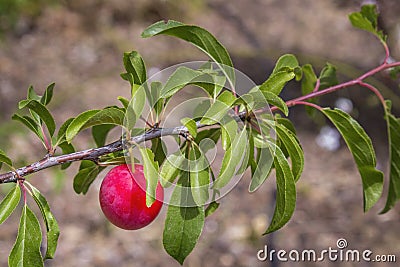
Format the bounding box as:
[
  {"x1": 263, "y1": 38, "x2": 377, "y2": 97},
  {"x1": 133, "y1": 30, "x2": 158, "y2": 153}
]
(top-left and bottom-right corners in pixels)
[
  {"x1": 249, "y1": 146, "x2": 274, "y2": 192},
  {"x1": 124, "y1": 88, "x2": 146, "y2": 131},
  {"x1": 54, "y1": 118, "x2": 74, "y2": 146},
  {"x1": 220, "y1": 116, "x2": 238, "y2": 150},
  {"x1": 322, "y1": 108, "x2": 383, "y2": 211},
  {"x1": 66, "y1": 108, "x2": 124, "y2": 143},
  {"x1": 264, "y1": 144, "x2": 296, "y2": 234},
  {"x1": 151, "y1": 138, "x2": 167, "y2": 165},
  {"x1": 276, "y1": 117, "x2": 297, "y2": 134},
  {"x1": 194, "y1": 128, "x2": 221, "y2": 150},
  {"x1": 301, "y1": 64, "x2": 317, "y2": 95},
  {"x1": 0, "y1": 148, "x2": 13, "y2": 168},
  {"x1": 319, "y1": 63, "x2": 338, "y2": 90},
  {"x1": 262, "y1": 91, "x2": 289, "y2": 116},
  {"x1": 301, "y1": 64, "x2": 318, "y2": 115},
  {"x1": 259, "y1": 54, "x2": 299, "y2": 95},
  {"x1": 0, "y1": 184, "x2": 21, "y2": 224},
  {"x1": 27, "y1": 183, "x2": 60, "y2": 259},
  {"x1": 18, "y1": 99, "x2": 56, "y2": 137},
  {"x1": 12, "y1": 114, "x2": 42, "y2": 141},
  {"x1": 213, "y1": 128, "x2": 247, "y2": 189},
  {"x1": 348, "y1": 4, "x2": 385, "y2": 42},
  {"x1": 57, "y1": 142, "x2": 75, "y2": 170},
  {"x1": 142, "y1": 20, "x2": 234, "y2": 84},
  {"x1": 181, "y1": 117, "x2": 197, "y2": 138},
  {"x1": 381, "y1": 102, "x2": 400, "y2": 213},
  {"x1": 205, "y1": 201, "x2": 219, "y2": 217},
  {"x1": 92, "y1": 124, "x2": 116, "y2": 147},
  {"x1": 73, "y1": 161, "x2": 101, "y2": 194},
  {"x1": 260, "y1": 69, "x2": 295, "y2": 95},
  {"x1": 163, "y1": 176, "x2": 205, "y2": 265},
  {"x1": 160, "y1": 153, "x2": 185, "y2": 188},
  {"x1": 139, "y1": 147, "x2": 160, "y2": 207},
  {"x1": 9, "y1": 205, "x2": 44, "y2": 267},
  {"x1": 272, "y1": 54, "x2": 299, "y2": 74},
  {"x1": 276, "y1": 123, "x2": 304, "y2": 182},
  {"x1": 200, "y1": 91, "x2": 236, "y2": 125},
  {"x1": 189, "y1": 146, "x2": 210, "y2": 206},
  {"x1": 237, "y1": 128, "x2": 254, "y2": 175},
  {"x1": 117, "y1": 96, "x2": 130, "y2": 110},
  {"x1": 161, "y1": 67, "x2": 203, "y2": 98},
  {"x1": 27, "y1": 85, "x2": 41, "y2": 101},
  {"x1": 40, "y1": 83, "x2": 55, "y2": 106},
  {"x1": 11, "y1": 114, "x2": 39, "y2": 132},
  {"x1": 121, "y1": 51, "x2": 147, "y2": 87}
]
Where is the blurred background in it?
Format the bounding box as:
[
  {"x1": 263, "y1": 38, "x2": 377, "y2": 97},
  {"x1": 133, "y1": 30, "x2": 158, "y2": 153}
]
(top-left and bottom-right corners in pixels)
[{"x1": 0, "y1": 0, "x2": 399, "y2": 266}]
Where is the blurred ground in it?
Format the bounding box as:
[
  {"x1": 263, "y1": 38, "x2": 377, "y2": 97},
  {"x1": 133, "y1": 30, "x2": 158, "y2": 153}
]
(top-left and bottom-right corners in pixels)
[{"x1": 0, "y1": 0, "x2": 400, "y2": 266}]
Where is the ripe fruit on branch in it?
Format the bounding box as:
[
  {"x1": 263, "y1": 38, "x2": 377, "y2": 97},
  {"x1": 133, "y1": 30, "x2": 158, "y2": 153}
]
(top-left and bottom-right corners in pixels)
[{"x1": 99, "y1": 164, "x2": 164, "y2": 230}]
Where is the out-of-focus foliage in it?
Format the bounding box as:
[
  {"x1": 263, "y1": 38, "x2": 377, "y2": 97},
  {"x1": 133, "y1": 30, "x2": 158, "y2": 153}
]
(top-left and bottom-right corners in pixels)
[{"x1": 0, "y1": 0, "x2": 57, "y2": 36}]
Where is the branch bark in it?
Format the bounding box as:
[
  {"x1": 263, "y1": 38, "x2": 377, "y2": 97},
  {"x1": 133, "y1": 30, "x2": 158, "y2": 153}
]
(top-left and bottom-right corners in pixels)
[{"x1": 0, "y1": 124, "x2": 200, "y2": 184}]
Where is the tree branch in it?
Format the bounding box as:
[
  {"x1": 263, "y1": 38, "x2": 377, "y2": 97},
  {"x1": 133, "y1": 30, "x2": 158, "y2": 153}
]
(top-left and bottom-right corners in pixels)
[
  {"x1": 1, "y1": 60, "x2": 400, "y2": 184},
  {"x1": 0, "y1": 125, "x2": 204, "y2": 184}
]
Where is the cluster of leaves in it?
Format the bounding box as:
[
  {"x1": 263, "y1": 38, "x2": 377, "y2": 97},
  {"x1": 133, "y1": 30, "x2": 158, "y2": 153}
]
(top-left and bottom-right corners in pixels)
[{"x1": 0, "y1": 4, "x2": 400, "y2": 266}]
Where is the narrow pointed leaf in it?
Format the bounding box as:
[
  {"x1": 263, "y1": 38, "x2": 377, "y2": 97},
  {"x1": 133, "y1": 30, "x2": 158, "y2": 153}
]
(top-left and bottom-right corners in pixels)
[
  {"x1": 348, "y1": 4, "x2": 385, "y2": 41},
  {"x1": 220, "y1": 116, "x2": 238, "y2": 150},
  {"x1": 54, "y1": 118, "x2": 74, "y2": 146},
  {"x1": 189, "y1": 147, "x2": 210, "y2": 206},
  {"x1": 163, "y1": 176, "x2": 205, "y2": 265},
  {"x1": 121, "y1": 51, "x2": 147, "y2": 86},
  {"x1": 142, "y1": 20, "x2": 234, "y2": 84},
  {"x1": 301, "y1": 64, "x2": 317, "y2": 95},
  {"x1": 262, "y1": 91, "x2": 289, "y2": 116},
  {"x1": 0, "y1": 148, "x2": 13, "y2": 168},
  {"x1": 27, "y1": 86, "x2": 41, "y2": 101},
  {"x1": 205, "y1": 201, "x2": 220, "y2": 217},
  {"x1": 73, "y1": 161, "x2": 101, "y2": 194},
  {"x1": 259, "y1": 69, "x2": 295, "y2": 95},
  {"x1": 66, "y1": 108, "x2": 124, "y2": 143},
  {"x1": 12, "y1": 114, "x2": 42, "y2": 141},
  {"x1": 57, "y1": 142, "x2": 75, "y2": 170},
  {"x1": 264, "y1": 144, "x2": 296, "y2": 234},
  {"x1": 9, "y1": 205, "x2": 44, "y2": 267},
  {"x1": 160, "y1": 153, "x2": 185, "y2": 187},
  {"x1": 125, "y1": 88, "x2": 146, "y2": 130},
  {"x1": 139, "y1": 147, "x2": 160, "y2": 207},
  {"x1": 161, "y1": 67, "x2": 202, "y2": 98},
  {"x1": 272, "y1": 54, "x2": 299, "y2": 74},
  {"x1": 213, "y1": 128, "x2": 247, "y2": 189},
  {"x1": 322, "y1": 108, "x2": 383, "y2": 211},
  {"x1": 0, "y1": 185, "x2": 21, "y2": 224},
  {"x1": 27, "y1": 183, "x2": 60, "y2": 259},
  {"x1": 276, "y1": 123, "x2": 304, "y2": 182},
  {"x1": 200, "y1": 91, "x2": 236, "y2": 125},
  {"x1": 237, "y1": 128, "x2": 253, "y2": 175},
  {"x1": 18, "y1": 100, "x2": 56, "y2": 137},
  {"x1": 249, "y1": 147, "x2": 274, "y2": 192},
  {"x1": 301, "y1": 64, "x2": 318, "y2": 115},
  {"x1": 319, "y1": 63, "x2": 338, "y2": 90},
  {"x1": 151, "y1": 138, "x2": 167, "y2": 165},
  {"x1": 381, "y1": 102, "x2": 400, "y2": 213},
  {"x1": 40, "y1": 83, "x2": 55, "y2": 106}
]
